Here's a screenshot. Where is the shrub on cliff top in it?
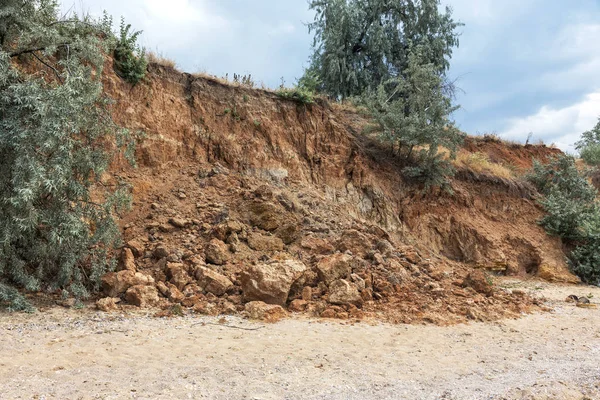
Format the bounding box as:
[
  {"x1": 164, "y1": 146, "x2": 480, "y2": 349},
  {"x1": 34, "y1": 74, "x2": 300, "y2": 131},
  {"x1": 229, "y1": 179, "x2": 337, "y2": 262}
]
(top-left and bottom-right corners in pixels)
[
  {"x1": 113, "y1": 17, "x2": 147, "y2": 85},
  {"x1": 0, "y1": 1, "x2": 134, "y2": 310}
]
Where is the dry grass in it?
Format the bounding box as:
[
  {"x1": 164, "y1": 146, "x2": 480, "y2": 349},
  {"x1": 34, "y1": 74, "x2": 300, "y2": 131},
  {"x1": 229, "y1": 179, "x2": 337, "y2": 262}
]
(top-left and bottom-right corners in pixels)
[
  {"x1": 191, "y1": 71, "x2": 273, "y2": 93},
  {"x1": 146, "y1": 51, "x2": 178, "y2": 69},
  {"x1": 453, "y1": 150, "x2": 514, "y2": 179}
]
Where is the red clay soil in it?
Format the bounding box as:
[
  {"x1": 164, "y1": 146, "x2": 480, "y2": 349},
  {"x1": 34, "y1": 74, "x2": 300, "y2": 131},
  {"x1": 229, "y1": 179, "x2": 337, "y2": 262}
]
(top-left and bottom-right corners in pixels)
[
  {"x1": 92, "y1": 62, "x2": 577, "y2": 324},
  {"x1": 463, "y1": 136, "x2": 562, "y2": 173}
]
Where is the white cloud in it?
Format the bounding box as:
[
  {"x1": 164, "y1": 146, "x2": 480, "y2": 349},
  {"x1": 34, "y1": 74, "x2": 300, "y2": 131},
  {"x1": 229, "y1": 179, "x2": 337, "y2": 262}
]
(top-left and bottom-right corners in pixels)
[
  {"x1": 500, "y1": 91, "x2": 600, "y2": 152},
  {"x1": 552, "y1": 23, "x2": 600, "y2": 60},
  {"x1": 447, "y1": 0, "x2": 539, "y2": 26},
  {"x1": 269, "y1": 21, "x2": 296, "y2": 36}
]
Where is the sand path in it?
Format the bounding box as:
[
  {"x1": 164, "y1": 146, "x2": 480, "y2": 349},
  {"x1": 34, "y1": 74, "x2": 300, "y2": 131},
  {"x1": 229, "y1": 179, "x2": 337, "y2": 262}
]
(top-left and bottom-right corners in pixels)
[{"x1": 1, "y1": 279, "x2": 599, "y2": 400}]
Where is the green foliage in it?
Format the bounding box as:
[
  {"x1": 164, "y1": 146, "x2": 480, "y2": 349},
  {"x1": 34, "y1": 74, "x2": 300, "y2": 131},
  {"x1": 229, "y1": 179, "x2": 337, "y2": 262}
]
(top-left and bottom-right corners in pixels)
[
  {"x1": 0, "y1": 1, "x2": 134, "y2": 310},
  {"x1": 113, "y1": 18, "x2": 147, "y2": 85},
  {"x1": 306, "y1": 0, "x2": 462, "y2": 99},
  {"x1": 223, "y1": 106, "x2": 241, "y2": 121},
  {"x1": 570, "y1": 222, "x2": 600, "y2": 285},
  {"x1": 233, "y1": 73, "x2": 255, "y2": 88},
  {"x1": 527, "y1": 155, "x2": 600, "y2": 284},
  {"x1": 576, "y1": 118, "x2": 600, "y2": 166},
  {"x1": 276, "y1": 87, "x2": 316, "y2": 105},
  {"x1": 296, "y1": 65, "x2": 322, "y2": 94},
  {"x1": 362, "y1": 47, "x2": 463, "y2": 189},
  {"x1": 304, "y1": 0, "x2": 462, "y2": 189}
]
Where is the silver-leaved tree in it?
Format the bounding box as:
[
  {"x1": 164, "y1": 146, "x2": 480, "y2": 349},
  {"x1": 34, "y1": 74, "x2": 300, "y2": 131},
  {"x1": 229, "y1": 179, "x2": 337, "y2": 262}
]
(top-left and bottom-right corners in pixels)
[
  {"x1": 0, "y1": 0, "x2": 136, "y2": 310},
  {"x1": 306, "y1": 0, "x2": 464, "y2": 188}
]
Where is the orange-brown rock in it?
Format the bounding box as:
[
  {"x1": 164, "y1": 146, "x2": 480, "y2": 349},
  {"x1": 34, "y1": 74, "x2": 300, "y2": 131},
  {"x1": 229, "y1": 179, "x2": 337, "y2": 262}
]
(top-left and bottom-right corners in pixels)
[
  {"x1": 96, "y1": 297, "x2": 121, "y2": 312},
  {"x1": 246, "y1": 232, "x2": 284, "y2": 252},
  {"x1": 245, "y1": 301, "x2": 286, "y2": 323},
  {"x1": 125, "y1": 285, "x2": 160, "y2": 307},
  {"x1": 195, "y1": 266, "x2": 234, "y2": 296},
  {"x1": 241, "y1": 260, "x2": 307, "y2": 305},
  {"x1": 462, "y1": 270, "x2": 494, "y2": 297},
  {"x1": 205, "y1": 239, "x2": 230, "y2": 265},
  {"x1": 316, "y1": 254, "x2": 352, "y2": 285},
  {"x1": 328, "y1": 279, "x2": 363, "y2": 307},
  {"x1": 101, "y1": 270, "x2": 155, "y2": 297}
]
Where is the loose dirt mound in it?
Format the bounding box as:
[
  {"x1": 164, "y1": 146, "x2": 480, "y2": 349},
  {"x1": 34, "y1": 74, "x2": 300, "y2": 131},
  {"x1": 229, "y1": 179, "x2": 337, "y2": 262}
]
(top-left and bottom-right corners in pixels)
[
  {"x1": 106, "y1": 164, "x2": 541, "y2": 324},
  {"x1": 95, "y1": 63, "x2": 577, "y2": 323}
]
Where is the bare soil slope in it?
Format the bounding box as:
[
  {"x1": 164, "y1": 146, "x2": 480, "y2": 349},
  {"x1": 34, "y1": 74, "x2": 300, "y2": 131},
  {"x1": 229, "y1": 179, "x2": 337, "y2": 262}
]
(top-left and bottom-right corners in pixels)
[{"x1": 95, "y1": 63, "x2": 577, "y2": 323}]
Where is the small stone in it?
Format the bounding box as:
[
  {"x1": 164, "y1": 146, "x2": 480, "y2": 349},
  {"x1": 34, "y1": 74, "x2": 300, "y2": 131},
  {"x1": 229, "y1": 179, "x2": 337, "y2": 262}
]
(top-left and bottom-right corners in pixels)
[
  {"x1": 300, "y1": 236, "x2": 335, "y2": 255},
  {"x1": 101, "y1": 270, "x2": 155, "y2": 297},
  {"x1": 205, "y1": 239, "x2": 230, "y2": 265},
  {"x1": 125, "y1": 285, "x2": 160, "y2": 307},
  {"x1": 328, "y1": 279, "x2": 363, "y2": 307},
  {"x1": 462, "y1": 270, "x2": 493, "y2": 297},
  {"x1": 372, "y1": 252, "x2": 385, "y2": 265},
  {"x1": 195, "y1": 266, "x2": 234, "y2": 296},
  {"x1": 166, "y1": 263, "x2": 191, "y2": 290},
  {"x1": 316, "y1": 253, "x2": 352, "y2": 285},
  {"x1": 301, "y1": 286, "x2": 312, "y2": 301},
  {"x1": 320, "y1": 308, "x2": 337, "y2": 318},
  {"x1": 246, "y1": 232, "x2": 284, "y2": 252},
  {"x1": 245, "y1": 301, "x2": 286, "y2": 323},
  {"x1": 336, "y1": 229, "x2": 371, "y2": 256},
  {"x1": 221, "y1": 301, "x2": 237, "y2": 315},
  {"x1": 178, "y1": 192, "x2": 187, "y2": 199},
  {"x1": 165, "y1": 283, "x2": 185, "y2": 303},
  {"x1": 275, "y1": 224, "x2": 299, "y2": 245},
  {"x1": 241, "y1": 259, "x2": 307, "y2": 305},
  {"x1": 181, "y1": 295, "x2": 201, "y2": 308},
  {"x1": 350, "y1": 274, "x2": 366, "y2": 290},
  {"x1": 127, "y1": 239, "x2": 145, "y2": 258},
  {"x1": 96, "y1": 297, "x2": 120, "y2": 312},
  {"x1": 193, "y1": 302, "x2": 219, "y2": 316},
  {"x1": 154, "y1": 245, "x2": 170, "y2": 259},
  {"x1": 169, "y1": 217, "x2": 188, "y2": 229},
  {"x1": 156, "y1": 281, "x2": 169, "y2": 297},
  {"x1": 288, "y1": 299, "x2": 308, "y2": 312},
  {"x1": 120, "y1": 248, "x2": 137, "y2": 272},
  {"x1": 159, "y1": 224, "x2": 175, "y2": 233},
  {"x1": 58, "y1": 298, "x2": 76, "y2": 308}
]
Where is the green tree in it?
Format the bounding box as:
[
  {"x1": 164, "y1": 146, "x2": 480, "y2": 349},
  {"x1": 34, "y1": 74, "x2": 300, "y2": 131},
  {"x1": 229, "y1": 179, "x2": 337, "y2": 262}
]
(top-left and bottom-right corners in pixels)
[
  {"x1": 362, "y1": 46, "x2": 463, "y2": 188},
  {"x1": 527, "y1": 154, "x2": 600, "y2": 284},
  {"x1": 306, "y1": 0, "x2": 462, "y2": 99},
  {"x1": 576, "y1": 118, "x2": 600, "y2": 166},
  {"x1": 0, "y1": 1, "x2": 134, "y2": 310}
]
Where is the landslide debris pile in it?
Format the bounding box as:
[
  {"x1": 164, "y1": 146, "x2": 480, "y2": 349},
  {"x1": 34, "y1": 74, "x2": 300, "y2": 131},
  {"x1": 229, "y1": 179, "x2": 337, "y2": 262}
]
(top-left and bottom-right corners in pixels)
[{"x1": 99, "y1": 162, "x2": 539, "y2": 324}]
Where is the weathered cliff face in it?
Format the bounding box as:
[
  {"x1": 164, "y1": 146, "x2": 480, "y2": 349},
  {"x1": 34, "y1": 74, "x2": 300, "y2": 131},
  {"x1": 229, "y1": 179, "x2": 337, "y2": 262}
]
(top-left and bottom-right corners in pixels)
[
  {"x1": 105, "y1": 63, "x2": 573, "y2": 282},
  {"x1": 97, "y1": 63, "x2": 576, "y2": 323}
]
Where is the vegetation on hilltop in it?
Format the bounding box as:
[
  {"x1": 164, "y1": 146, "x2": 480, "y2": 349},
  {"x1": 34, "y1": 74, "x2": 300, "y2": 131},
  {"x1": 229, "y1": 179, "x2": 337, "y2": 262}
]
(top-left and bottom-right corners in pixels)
[{"x1": 304, "y1": 0, "x2": 464, "y2": 189}]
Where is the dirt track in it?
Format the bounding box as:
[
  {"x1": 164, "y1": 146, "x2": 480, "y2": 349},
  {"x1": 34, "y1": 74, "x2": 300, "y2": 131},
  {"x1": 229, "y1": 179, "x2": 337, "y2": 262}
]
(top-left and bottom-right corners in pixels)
[{"x1": 1, "y1": 279, "x2": 599, "y2": 400}]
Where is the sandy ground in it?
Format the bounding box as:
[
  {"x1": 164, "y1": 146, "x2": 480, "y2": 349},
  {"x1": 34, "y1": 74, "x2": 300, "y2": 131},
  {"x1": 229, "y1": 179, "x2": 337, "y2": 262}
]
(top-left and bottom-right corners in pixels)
[{"x1": 1, "y1": 279, "x2": 600, "y2": 400}]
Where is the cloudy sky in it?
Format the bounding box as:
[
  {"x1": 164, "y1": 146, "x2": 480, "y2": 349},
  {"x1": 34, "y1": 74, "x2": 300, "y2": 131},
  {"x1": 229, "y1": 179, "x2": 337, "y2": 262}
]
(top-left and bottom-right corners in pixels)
[{"x1": 59, "y1": 0, "x2": 600, "y2": 152}]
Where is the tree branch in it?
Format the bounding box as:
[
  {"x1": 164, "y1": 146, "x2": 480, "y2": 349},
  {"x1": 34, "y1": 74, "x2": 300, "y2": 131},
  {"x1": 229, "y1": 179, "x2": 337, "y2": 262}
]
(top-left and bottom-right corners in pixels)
[
  {"x1": 30, "y1": 52, "x2": 63, "y2": 84},
  {"x1": 9, "y1": 43, "x2": 70, "y2": 58}
]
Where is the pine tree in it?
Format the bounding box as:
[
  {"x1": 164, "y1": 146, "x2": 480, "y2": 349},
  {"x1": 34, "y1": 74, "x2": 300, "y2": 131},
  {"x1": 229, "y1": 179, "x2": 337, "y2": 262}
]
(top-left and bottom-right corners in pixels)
[{"x1": 0, "y1": 1, "x2": 134, "y2": 310}]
